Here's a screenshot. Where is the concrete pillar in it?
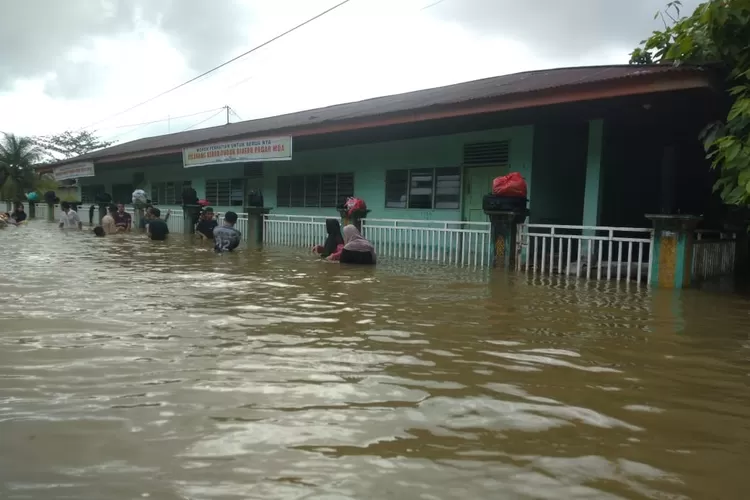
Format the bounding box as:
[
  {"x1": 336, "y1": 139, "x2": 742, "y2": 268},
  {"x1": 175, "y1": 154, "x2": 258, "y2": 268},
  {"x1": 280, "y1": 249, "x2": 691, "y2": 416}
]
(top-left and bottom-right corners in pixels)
[
  {"x1": 183, "y1": 205, "x2": 201, "y2": 234},
  {"x1": 487, "y1": 210, "x2": 528, "y2": 269},
  {"x1": 46, "y1": 203, "x2": 55, "y2": 222},
  {"x1": 28, "y1": 202, "x2": 36, "y2": 219},
  {"x1": 646, "y1": 214, "x2": 701, "y2": 288},
  {"x1": 582, "y1": 119, "x2": 604, "y2": 231},
  {"x1": 244, "y1": 207, "x2": 271, "y2": 245},
  {"x1": 133, "y1": 208, "x2": 144, "y2": 231}
]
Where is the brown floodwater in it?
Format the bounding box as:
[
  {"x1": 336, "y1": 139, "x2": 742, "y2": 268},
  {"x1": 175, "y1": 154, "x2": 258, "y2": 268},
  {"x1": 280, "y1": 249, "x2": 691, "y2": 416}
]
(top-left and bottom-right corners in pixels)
[{"x1": 1, "y1": 221, "x2": 750, "y2": 499}]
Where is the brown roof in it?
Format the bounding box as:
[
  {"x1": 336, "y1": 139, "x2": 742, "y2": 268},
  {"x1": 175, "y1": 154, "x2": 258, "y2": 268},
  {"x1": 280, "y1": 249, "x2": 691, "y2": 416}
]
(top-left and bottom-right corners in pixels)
[{"x1": 53, "y1": 64, "x2": 712, "y2": 166}]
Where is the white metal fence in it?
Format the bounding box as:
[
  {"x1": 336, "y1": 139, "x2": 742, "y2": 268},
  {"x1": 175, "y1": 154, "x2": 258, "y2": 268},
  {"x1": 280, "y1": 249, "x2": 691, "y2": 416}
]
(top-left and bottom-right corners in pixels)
[
  {"x1": 517, "y1": 224, "x2": 654, "y2": 284},
  {"x1": 262, "y1": 214, "x2": 493, "y2": 267},
  {"x1": 7, "y1": 200, "x2": 740, "y2": 285},
  {"x1": 361, "y1": 218, "x2": 492, "y2": 267},
  {"x1": 263, "y1": 214, "x2": 328, "y2": 248}
]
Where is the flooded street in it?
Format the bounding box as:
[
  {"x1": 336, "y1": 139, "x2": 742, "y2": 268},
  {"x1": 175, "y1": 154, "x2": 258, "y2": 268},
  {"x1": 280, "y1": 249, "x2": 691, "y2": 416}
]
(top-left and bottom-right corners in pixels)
[{"x1": 2, "y1": 221, "x2": 750, "y2": 500}]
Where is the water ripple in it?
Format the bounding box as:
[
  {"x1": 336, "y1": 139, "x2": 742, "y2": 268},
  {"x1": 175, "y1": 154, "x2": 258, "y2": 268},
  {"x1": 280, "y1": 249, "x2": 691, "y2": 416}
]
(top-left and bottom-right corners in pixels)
[{"x1": 1, "y1": 222, "x2": 750, "y2": 499}]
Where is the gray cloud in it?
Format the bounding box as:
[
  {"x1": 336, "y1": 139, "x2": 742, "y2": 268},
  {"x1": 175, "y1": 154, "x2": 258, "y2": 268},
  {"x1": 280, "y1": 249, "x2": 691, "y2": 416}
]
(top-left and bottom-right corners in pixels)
[
  {"x1": 425, "y1": 0, "x2": 703, "y2": 59},
  {"x1": 0, "y1": 0, "x2": 252, "y2": 99}
]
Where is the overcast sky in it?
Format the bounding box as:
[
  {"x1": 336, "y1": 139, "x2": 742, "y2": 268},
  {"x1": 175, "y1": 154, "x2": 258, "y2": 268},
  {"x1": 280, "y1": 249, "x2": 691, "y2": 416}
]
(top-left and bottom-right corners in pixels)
[{"x1": 0, "y1": 0, "x2": 701, "y2": 143}]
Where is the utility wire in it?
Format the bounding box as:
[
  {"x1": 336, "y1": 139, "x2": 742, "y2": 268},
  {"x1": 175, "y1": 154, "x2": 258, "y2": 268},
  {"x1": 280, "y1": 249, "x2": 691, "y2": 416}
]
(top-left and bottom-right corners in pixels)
[
  {"x1": 99, "y1": 107, "x2": 225, "y2": 130},
  {"x1": 181, "y1": 109, "x2": 225, "y2": 132},
  {"x1": 229, "y1": 107, "x2": 243, "y2": 121},
  {"x1": 79, "y1": 0, "x2": 353, "y2": 131}
]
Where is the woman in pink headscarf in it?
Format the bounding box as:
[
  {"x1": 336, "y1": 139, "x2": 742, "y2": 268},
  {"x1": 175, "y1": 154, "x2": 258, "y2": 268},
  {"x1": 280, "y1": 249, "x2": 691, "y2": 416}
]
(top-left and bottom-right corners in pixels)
[{"x1": 327, "y1": 224, "x2": 376, "y2": 265}]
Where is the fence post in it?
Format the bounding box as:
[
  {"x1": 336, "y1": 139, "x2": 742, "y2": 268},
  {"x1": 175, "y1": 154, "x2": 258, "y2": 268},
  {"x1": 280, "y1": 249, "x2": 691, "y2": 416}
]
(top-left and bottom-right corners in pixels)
[
  {"x1": 46, "y1": 203, "x2": 55, "y2": 222},
  {"x1": 245, "y1": 207, "x2": 271, "y2": 245},
  {"x1": 645, "y1": 214, "x2": 701, "y2": 288},
  {"x1": 28, "y1": 202, "x2": 36, "y2": 219},
  {"x1": 182, "y1": 205, "x2": 202, "y2": 234},
  {"x1": 485, "y1": 210, "x2": 529, "y2": 269}
]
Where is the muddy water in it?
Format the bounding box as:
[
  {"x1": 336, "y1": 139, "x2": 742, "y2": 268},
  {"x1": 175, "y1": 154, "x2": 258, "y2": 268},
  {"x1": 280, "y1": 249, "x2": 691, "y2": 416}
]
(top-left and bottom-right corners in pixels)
[{"x1": 1, "y1": 221, "x2": 749, "y2": 499}]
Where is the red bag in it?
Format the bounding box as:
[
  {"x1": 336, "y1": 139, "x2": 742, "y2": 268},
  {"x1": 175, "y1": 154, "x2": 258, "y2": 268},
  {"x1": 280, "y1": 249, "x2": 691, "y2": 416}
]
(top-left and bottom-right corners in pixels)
[
  {"x1": 492, "y1": 172, "x2": 527, "y2": 198},
  {"x1": 344, "y1": 197, "x2": 367, "y2": 216}
]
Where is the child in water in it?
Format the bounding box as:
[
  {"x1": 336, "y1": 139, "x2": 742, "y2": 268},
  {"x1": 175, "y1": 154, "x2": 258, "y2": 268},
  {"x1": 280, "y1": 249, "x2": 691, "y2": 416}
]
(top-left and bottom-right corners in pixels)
[{"x1": 93, "y1": 226, "x2": 106, "y2": 237}]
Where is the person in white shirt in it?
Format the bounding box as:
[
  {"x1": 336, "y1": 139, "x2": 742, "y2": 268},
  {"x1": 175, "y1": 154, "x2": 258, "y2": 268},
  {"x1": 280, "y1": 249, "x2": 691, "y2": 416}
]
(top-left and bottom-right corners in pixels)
[{"x1": 59, "y1": 202, "x2": 82, "y2": 231}]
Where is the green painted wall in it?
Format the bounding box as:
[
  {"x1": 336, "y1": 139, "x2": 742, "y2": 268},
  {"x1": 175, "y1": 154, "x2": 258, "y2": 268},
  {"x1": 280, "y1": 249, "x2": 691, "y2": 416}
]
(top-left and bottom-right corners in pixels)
[
  {"x1": 79, "y1": 126, "x2": 535, "y2": 221},
  {"x1": 262, "y1": 126, "x2": 533, "y2": 220}
]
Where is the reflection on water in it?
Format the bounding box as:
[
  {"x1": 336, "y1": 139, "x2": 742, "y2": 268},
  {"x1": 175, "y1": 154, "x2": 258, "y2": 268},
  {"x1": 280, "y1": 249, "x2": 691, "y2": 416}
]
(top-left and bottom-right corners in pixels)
[{"x1": 1, "y1": 221, "x2": 750, "y2": 499}]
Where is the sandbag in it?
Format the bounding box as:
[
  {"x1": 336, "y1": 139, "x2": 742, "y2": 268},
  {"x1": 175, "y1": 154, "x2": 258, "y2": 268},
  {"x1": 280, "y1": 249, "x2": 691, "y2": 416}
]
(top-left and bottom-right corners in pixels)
[{"x1": 492, "y1": 172, "x2": 527, "y2": 198}]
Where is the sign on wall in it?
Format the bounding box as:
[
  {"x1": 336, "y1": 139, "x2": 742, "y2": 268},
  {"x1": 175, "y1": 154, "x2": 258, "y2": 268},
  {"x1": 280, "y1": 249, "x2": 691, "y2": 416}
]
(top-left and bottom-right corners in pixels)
[
  {"x1": 183, "y1": 136, "x2": 292, "y2": 168},
  {"x1": 53, "y1": 161, "x2": 96, "y2": 181}
]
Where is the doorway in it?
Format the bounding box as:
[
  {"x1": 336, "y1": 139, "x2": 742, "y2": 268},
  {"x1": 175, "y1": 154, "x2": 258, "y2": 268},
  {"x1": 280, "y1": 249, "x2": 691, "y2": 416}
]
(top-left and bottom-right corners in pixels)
[{"x1": 462, "y1": 166, "x2": 508, "y2": 222}]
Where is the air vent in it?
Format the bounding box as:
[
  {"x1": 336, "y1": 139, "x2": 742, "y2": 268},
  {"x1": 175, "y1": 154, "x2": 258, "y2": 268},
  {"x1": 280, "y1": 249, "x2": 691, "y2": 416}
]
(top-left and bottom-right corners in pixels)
[
  {"x1": 243, "y1": 163, "x2": 263, "y2": 178},
  {"x1": 463, "y1": 141, "x2": 510, "y2": 166}
]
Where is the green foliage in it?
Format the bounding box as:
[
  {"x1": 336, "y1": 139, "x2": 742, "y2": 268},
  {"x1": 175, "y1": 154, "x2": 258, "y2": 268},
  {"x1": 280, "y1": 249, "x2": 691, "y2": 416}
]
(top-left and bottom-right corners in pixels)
[
  {"x1": 0, "y1": 133, "x2": 41, "y2": 201},
  {"x1": 630, "y1": 0, "x2": 750, "y2": 204},
  {"x1": 33, "y1": 130, "x2": 115, "y2": 163}
]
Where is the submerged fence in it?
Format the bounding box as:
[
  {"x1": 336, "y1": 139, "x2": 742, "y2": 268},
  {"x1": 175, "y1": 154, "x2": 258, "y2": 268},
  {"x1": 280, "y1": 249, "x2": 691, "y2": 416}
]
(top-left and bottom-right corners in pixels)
[
  {"x1": 692, "y1": 230, "x2": 737, "y2": 281},
  {"x1": 262, "y1": 214, "x2": 493, "y2": 267},
  {"x1": 7, "y1": 200, "x2": 740, "y2": 284},
  {"x1": 517, "y1": 224, "x2": 654, "y2": 284}
]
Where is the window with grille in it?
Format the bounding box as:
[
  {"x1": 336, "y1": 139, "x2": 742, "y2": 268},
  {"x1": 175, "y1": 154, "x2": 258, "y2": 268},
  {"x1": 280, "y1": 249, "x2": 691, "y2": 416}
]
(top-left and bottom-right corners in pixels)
[
  {"x1": 151, "y1": 181, "x2": 192, "y2": 205},
  {"x1": 384, "y1": 167, "x2": 461, "y2": 210},
  {"x1": 276, "y1": 173, "x2": 354, "y2": 208},
  {"x1": 80, "y1": 184, "x2": 105, "y2": 204},
  {"x1": 205, "y1": 178, "x2": 244, "y2": 206}
]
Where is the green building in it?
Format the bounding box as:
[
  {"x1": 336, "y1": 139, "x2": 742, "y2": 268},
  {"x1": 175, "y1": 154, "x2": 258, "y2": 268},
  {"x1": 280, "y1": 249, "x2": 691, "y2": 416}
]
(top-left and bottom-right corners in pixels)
[{"x1": 40, "y1": 64, "x2": 736, "y2": 288}]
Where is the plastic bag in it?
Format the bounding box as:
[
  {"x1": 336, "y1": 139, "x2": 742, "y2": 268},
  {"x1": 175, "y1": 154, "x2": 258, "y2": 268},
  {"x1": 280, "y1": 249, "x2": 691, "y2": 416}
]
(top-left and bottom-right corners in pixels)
[
  {"x1": 132, "y1": 189, "x2": 148, "y2": 206},
  {"x1": 492, "y1": 172, "x2": 527, "y2": 198},
  {"x1": 343, "y1": 197, "x2": 367, "y2": 216}
]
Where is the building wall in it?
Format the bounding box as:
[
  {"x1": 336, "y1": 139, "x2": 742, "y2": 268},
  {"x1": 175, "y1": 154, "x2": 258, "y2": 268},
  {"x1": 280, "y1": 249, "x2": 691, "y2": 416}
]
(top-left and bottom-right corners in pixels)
[
  {"x1": 530, "y1": 122, "x2": 589, "y2": 225},
  {"x1": 79, "y1": 126, "x2": 535, "y2": 220}
]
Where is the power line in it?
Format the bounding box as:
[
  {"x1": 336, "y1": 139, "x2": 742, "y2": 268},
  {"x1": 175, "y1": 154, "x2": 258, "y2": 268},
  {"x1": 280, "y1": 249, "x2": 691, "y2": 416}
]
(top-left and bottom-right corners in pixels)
[
  {"x1": 181, "y1": 109, "x2": 225, "y2": 132},
  {"x1": 421, "y1": 0, "x2": 447, "y2": 10},
  {"x1": 99, "y1": 107, "x2": 225, "y2": 130},
  {"x1": 229, "y1": 107, "x2": 243, "y2": 121},
  {"x1": 79, "y1": 0, "x2": 353, "y2": 131}
]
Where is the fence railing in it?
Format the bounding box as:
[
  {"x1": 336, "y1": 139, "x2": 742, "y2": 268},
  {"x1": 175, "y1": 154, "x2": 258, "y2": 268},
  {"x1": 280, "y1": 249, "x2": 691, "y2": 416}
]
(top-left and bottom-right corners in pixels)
[
  {"x1": 262, "y1": 214, "x2": 493, "y2": 267},
  {"x1": 517, "y1": 224, "x2": 654, "y2": 284},
  {"x1": 9, "y1": 201, "x2": 740, "y2": 285},
  {"x1": 692, "y1": 235, "x2": 736, "y2": 281},
  {"x1": 361, "y1": 218, "x2": 492, "y2": 267},
  {"x1": 263, "y1": 214, "x2": 328, "y2": 248}
]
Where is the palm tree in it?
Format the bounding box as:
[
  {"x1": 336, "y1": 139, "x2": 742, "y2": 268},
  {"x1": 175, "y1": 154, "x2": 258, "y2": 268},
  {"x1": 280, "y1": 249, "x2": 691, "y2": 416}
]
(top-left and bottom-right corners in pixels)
[{"x1": 0, "y1": 132, "x2": 42, "y2": 202}]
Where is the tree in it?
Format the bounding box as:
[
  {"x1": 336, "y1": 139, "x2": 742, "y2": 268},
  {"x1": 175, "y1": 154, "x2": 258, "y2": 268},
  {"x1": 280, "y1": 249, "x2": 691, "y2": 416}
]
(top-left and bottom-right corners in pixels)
[
  {"x1": 33, "y1": 130, "x2": 115, "y2": 163},
  {"x1": 630, "y1": 0, "x2": 750, "y2": 204},
  {"x1": 0, "y1": 132, "x2": 41, "y2": 201}
]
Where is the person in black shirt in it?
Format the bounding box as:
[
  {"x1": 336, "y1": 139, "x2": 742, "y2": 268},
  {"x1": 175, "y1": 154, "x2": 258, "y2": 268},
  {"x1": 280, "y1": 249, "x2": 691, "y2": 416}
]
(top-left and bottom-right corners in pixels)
[
  {"x1": 146, "y1": 207, "x2": 169, "y2": 241},
  {"x1": 195, "y1": 207, "x2": 218, "y2": 240},
  {"x1": 12, "y1": 203, "x2": 27, "y2": 223}
]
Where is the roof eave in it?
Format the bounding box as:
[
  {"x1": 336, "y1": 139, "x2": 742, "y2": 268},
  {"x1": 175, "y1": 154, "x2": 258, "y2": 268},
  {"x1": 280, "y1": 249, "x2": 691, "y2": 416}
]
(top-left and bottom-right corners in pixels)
[{"x1": 56, "y1": 70, "x2": 717, "y2": 167}]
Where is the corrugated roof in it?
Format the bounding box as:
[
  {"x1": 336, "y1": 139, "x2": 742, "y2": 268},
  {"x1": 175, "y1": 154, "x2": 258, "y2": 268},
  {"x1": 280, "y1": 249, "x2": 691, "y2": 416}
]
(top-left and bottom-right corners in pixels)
[{"x1": 58, "y1": 64, "x2": 708, "y2": 165}]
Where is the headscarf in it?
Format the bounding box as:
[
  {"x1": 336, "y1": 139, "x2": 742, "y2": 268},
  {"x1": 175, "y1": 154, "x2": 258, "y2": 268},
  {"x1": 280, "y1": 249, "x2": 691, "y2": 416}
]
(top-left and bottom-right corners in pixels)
[
  {"x1": 343, "y1": 224, "x2": 376, "y2": 262},
  {"x1": 322, "y1": 218, "x2": 344, "y2": 257}
]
